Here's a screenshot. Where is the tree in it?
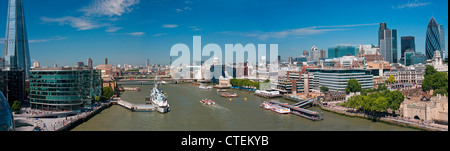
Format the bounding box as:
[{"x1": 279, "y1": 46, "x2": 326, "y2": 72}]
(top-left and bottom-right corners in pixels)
[
  {"x1": 387, "y1": 75, "x2": 395, "y2": 84},
  {"x1": 422, "y1": 70, "x2": 448, "y2": 95},
  {"x1": 425, "y1": 65, "x2": 437, "y2": 78},
  {"x1": 94, "y1": 96, "x2": 100, "y2": 102},
  {"x1": 102, "y1": 87, "x2": 114, "y2": 101},
  {"x1": 320, "y1": 86, "x2": 329, "y2": 92},
  {"x1": 386, "y1": 90, "x2": 404, "y2": 112},
  {"x1": 345, "y1": 79, "x2": 362, "y2": 94},
  {"x1": 11, "y1": 101, "x2": 21, "y2": 113}
]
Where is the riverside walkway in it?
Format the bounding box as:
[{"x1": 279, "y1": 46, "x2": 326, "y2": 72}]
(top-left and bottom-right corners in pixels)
[{"x1": 321, "y1": 101, "x2": 448, "y2": 131}]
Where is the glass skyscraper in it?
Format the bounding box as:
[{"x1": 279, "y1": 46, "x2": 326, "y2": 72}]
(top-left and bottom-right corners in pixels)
[
  {"x1": 3, "y1": 0, "x2": 31, "y2": 78},
  {"x1": 378, "y1": 23, "x2": 398, "y2": 64},
  {"x1": 327, "y1": 45, "x2": 358, "y2": 59},
  {"x1": 425, "y1": 17, "x2": 446, "y2": 60}
]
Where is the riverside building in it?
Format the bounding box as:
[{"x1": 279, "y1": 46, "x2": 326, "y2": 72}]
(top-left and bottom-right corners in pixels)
[
  {"x1": 0, "y1": 91, "x2": 14, "y2": 131},
  {"x1": 306, "y1": 68, "x2": 374, "y2": 92},
  {"x1": 29, "y1": 67, "x2": 102, "y2": 111}
]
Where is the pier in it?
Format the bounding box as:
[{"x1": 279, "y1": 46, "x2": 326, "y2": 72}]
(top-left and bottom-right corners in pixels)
[
  {"x1": 114, "y1": 100, "x2": 157, "y2": 112},
  {"x1": 269, "y1": 100, "x2": 323, "y2": 121}
]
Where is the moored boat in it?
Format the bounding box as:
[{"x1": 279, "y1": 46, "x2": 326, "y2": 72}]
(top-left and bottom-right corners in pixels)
[{"x1": 220, "y1": 93, "x2": 238, "y2": 98}]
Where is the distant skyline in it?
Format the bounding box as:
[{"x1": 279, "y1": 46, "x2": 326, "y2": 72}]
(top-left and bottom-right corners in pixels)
[{"x1": 0, "y1": 0, "x2": 448, "y2": 67}]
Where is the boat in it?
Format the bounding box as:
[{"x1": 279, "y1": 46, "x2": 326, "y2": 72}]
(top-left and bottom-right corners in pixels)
[
  {"x1": 260, "y1": 101, "x2": 273, "y2": 110},
  {"x1": 201, "y1": 99, "x2": 215, "y2": 105},
  {"x1": 220, "y1": 93, "x2": 239, "y2": 98},
  {"x1": 260, "y1": 101, "x2": 290, "y2": 114},
  {"x1": 199, "y1": 84, "x2": 213, "y2": 90},
  {"x1": 150, "y1": 77, "x2": 170, "y2": 113},
  {"x1": 217, "y1": 89, "x2": 228, "y2": 92},
  {"x1": 271, "y1": 105, "x2": 291, "y2": 114}
]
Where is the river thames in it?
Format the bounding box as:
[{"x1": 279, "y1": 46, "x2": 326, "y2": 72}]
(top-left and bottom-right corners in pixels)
[{"x1": 73, "y1": 82, "x2": 417, "y2": 131}]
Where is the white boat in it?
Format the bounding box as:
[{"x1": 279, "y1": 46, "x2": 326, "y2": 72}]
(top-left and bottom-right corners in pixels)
[
  {"x1": 271, "y1": 105, "x2": 290, "y2": 114},
  {"x1": 150, "y1": 77, "x2": 170, "y2": 113},
  {"x1": 199, "y1": 84, "x2": 213, "y2": 90}
]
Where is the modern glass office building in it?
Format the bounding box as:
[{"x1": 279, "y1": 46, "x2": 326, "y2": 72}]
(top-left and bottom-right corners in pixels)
[
  {"x1": 327, "y1": 46, "x2": 358, "y2": 59},
  {"x1": 425, "y1": 17, "x2": 446, "y2": 60},
  {"x1": 379, "y1": 23, "x2": 398, "y2": 63},
  {"x1": 29, "y1": 67, "x2": 102, "y2": 111},
  {"x1": 0, "y1": 91, "x2": 14, "y2": 131},
  {"x1": 307, "y1": 68, "x2": 374, "y2": 92},
  {"x1": 3, "y1": 0, "x2": 31, "y2": 78}
]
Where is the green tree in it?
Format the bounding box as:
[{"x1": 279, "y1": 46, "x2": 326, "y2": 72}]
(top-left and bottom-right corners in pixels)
[
  {"x1": 320, "y1": 86, "x2": 329, "y2": 92},
  {"x1": 102, "y1": 87, "x2": 114, "y2": 100},
  {"x1": 94, "y1": 96, "x2": 100, "y2": 102},
  {"x1": 386, "y1": 90, "x2": 404, "y2": 112},
  {"x1": 422, "y1": 70, "x2": 448, "y2": 95},
  {"x1": 345, "y1": 79, "x2": 362, "y2": 94},
  {"x1": 11, "y1": 101, "x2": 21, "y2": 113},
  {"x1": 424, "y1": 65, "x2": 437, "y2": 78}
]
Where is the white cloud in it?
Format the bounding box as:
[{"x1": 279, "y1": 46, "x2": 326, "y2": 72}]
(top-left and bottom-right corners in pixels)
[
  {"x1": 127, "y1": 32, "x2": 145, "y2": 36},
  {"x1": 80, "y1": 0, "x2": 140, "y2": 17},
  {"x1": 394, "y1": 0, "x2": 431, "y2": 9},
  {"x1": 153, "y1": 33, "x2": 168, "y2": 37},
  {"x1": 162, "y1": 24, "x2": 179, "y2": 28},
  {"x1": 218, "y1": 23, "x2": 378, "y2": 40},
  {"x1": 29, "y1": 37, "x2": 68, "y2": 43},
  {"x1": 41, "y1": 0, "x2": 140, "y2": 32},
  {"x1": 106, "y1": 27, "x2": 123, "y2": 32},
  {"x1": 41, "y1": 16, "x2": 105, "y2": 30}
]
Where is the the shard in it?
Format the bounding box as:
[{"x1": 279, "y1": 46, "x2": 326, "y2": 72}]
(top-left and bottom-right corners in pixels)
[{"x1": 3, "y1": 0, "x2": 31, "y2": 78}]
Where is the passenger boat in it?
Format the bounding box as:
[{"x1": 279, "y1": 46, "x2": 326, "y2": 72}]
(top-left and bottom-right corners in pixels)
[
  {"x1": 201, "y1": 99, "x2": 215, "y2": 105},
  {"x1": 219, "y1": 93, "x2": 238, "y2": 98},
  {"x1": 271, "y1": 105, "x2": 291, "y2": 114},
  {"x1": 260, "y1": 101, "x2": 273, "y2": 110},
  {"x1": 199, "y1": 84, "x2": 213, "y2": 90},
  {"x1": 260, "y1": 101, "x2": 290, "y2": 114}
]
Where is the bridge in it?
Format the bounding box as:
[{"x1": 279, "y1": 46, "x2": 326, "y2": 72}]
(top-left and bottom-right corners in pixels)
[{"x1": 270, "y1": 100, "x2": 323, "y2": 121}]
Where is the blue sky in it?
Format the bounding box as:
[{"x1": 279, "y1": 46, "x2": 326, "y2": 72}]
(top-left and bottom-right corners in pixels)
[{"x1": 0, "y1": 0, "x2": 448, "y2": 66}]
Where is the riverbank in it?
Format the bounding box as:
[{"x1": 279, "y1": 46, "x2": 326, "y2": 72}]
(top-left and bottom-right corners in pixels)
[
  {"x1": 14, "y1": 101, "x2": 113, "y2": 131},
  {"x1": 319, "y1": 102, "x2": 448, "y2": 131}
]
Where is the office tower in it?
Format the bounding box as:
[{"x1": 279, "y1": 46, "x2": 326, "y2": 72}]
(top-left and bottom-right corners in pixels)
[
  {"x1": 379, "y1": 23, "x2": 398, "y2": 63},
  {"x1": 303, "y1": 50, "x2": 309, "y2": 56},
  {"x1": 400, "y1": 36, "x2": 415, "y2": 64},
  {"x1": 29, "y1": 67, "x2": 102, "y2": 111},
  {"x1": 311, "y1": 46, "x2": 320, "y2": 61},
  {"x1": 426, "y1": 17, "x2": 446, "y2": 60},
  {"x1": 401, "y1": 36, "x2": 415, "y2": 57},
  {"x1": 105, "y1": 58, "x2": 108, "y2": 65},
  {"x1": 146, "y1": 59, "x2": 150, "y2": 67},
  {"x1": 3, "y1": 0, "x2": 31, "y2": 78},
  {"x1": 327, "y1": 45, "x2": 358, "y2": 59},
  {"x1": 76, "y1": 61, "x2": 84, "y2": 67},
  {"x1": 320, "y1": 49, "x2": 327, "y2": 59},
  {"x1": 87, "y1": 58, "x2": 93, "y2": 69}
]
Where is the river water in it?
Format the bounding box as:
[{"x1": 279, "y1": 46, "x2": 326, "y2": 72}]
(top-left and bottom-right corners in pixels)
[{"x1": 73, "y1": 82, "x2": 417, "y2": 131}]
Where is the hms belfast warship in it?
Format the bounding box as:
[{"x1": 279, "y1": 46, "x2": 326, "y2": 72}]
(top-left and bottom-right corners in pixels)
[{"x1": 146, "y1": 77, "x2": 170, "y2": 113}]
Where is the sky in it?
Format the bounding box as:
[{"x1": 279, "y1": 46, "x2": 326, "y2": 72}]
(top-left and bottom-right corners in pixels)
[{"x1": 0, "y1": 0, "x2": 448, "y2": 67}]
